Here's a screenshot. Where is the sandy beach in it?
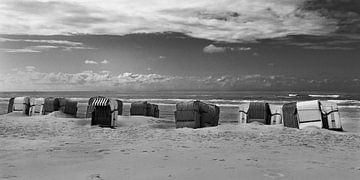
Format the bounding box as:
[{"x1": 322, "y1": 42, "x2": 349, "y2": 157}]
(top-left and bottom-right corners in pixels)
[{"x1": 0, "y1": 112, "x2": 359, "y2": 180}]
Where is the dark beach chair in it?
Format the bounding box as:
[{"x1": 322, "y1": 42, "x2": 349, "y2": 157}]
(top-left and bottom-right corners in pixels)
[
  {"x1": 282, "y1": 102, "x2": 299, "y2": 128},
  {"x1": 44, "y1": 97, "x2": 60, "y2": 114},
  {"x1": 90, "y1": 97, "x2": 118, "y2": 128}
]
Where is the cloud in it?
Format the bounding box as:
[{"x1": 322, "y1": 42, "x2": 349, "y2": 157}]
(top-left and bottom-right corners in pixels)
[
  {"x1": 0, "y1": 38, "x2": 83, "y2": 46},
  {"x1": 101, "y1": 59, "x2": 109, "y2": 64},
  {"x1": 84, "y1": 59, "x2": 110, "y2": 65},
  {"x1": 203, "y1": 44, "x2": 226, "y2": 53},
  {"x1": 203, "y1": 44, "x2": 252, "y2": 53},
  {"x1": 0, "y1": 0, "x2": 345, "y2": 42},
  {"x1": 84, "y1": 60, "x2": 98, "y2": 65},
  {"x1": 0, "y1": 37, "x2": 94, "y2": 53},
  {"x1": 1, "y1": 67, "x2": 358, "y2": 91},
  {"x1": 0, "y1": 48, "x2": 41, "y2": 53}
]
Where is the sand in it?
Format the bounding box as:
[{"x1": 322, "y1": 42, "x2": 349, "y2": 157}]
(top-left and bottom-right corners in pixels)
[{"x1": 0, "y1": 112, "x2": 359, "y2": 180}]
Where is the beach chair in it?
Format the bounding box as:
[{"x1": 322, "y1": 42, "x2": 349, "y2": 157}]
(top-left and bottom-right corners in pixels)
[
  {"x1": 28, "y1": 98, "x2": 36, "y2": 116},
  {"x1": 130, "y1": 101, "x2": 148, "y2": 116},
  {"x1": 63, "y1": 99, "x2": 78, "y2": 116},
  {"x1": 282, "y1": 102, "x2": 299, "y2": 128},
  {"x1": 239, "y1": 104, "x2": 249, "y2": 123},
  {"x1": 200, "y1": 103, "x2": 220, "y2": 127},
  {"x1": 239, "y1": 102, "x2": 278, "y2": 125},
  {"x1": 175, "y1": 101, "x2": 201, "y2": 128},
  {"x1": 33, "y1": 98, "x2": 45, "y2": 115},
  {"x1": 296, "y1": 100, "x2": 323, "y2": 129},
  {"x1": 58, "y1": 98, "x2": 67, "y2": 112},
  {"x1": 44, "y1": 97, "x2": 60, "y2": 114},
  {"x1": 90, "y1": 97, "x2": 118, "y2": 128},
  {"x1": 76, "y1": 103, "x2": 91, "y2": 118},
  {"x1": 147, "y1": 103, "x2": 160, "y2": 118},
  {"x1": 13, "y1": 97, "x2": 31, "y2": 115},
  {"x1": 116, "y1": 99, "x2": 123, "y2": 116},
  {"x1": 0, "y1": 97, "x2": 14, "y2": 115},
  {"x1": 270, "y1": 109, "x2": 282, "y2": 125},
  {"x1": 320, "y1": 101, "x2": 343, "y2": 131}
]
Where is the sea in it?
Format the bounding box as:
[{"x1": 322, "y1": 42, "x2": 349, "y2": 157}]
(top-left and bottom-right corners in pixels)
[{"x1": 1, "y1": 90, "x2": 359, "y2": 133}]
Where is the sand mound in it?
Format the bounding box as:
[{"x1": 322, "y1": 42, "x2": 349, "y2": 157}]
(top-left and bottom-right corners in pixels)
[{"x1": 46, "y1": 111, "x2": 75, "y2": 118}]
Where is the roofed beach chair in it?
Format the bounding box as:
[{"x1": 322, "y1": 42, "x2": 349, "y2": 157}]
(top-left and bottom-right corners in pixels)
[
  {"x1": 175, "y1": 101, "x2": 201, "y2": 128},
  {"x1": 282, "y1": 102, "x2": 299, "y2": 128},
  {"x1": 320, "y1": 101, "x2": 343, "y2": 131},
  {"x1": 33, "y1": 98, "x2": 45, "y2": 115},
  {"x1": 0, "y1": 97, "x2": 14, "y2": 115},
  {"x1": 44, "y1": 97, "x2": 60, "y2": 115},
  {"x1": 130, "y1": 101, "x2": 148, "y2": 116},
  {"x1": 63, "y1": 99, "x2": 78, "y2": 116},
  {"x1": 296, "y1": 100, "x2": 323, "y2": 129},
  {"x1": 270, "y1": 107, "x2": 283, "y2": 125},
  {"x1": 239, "y1": 102, "x2": 279, "y2": 125},
  {"x1": 89, "y1": 97, "x2": 118, "y2": 128},
  {"x1": 147, "y1": 103, "x2": 159, "y2": 118},
  {"x1": 130, "y1": 101, "x2": 160, "y2": 118},
  {"x1": 175, "y1": 100, "x2": 220, "y2": 128},
  {"x1": 200, "y1": 103, "x2": 220, "y2": 127},
  {"x1": 28, "y1": 98, "x2": 36, "y2": 116},
  {"x1": 13, "y1": 97, "x2": 31, "y2": 115},
  {"x1": 116, "y1": 99, "x2": 123, "y2": 116}
]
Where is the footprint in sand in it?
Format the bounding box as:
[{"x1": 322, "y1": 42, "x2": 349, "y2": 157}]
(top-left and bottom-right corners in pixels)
[{"x1": 88, "y1": 174, "x2": 103, "y2": 180}]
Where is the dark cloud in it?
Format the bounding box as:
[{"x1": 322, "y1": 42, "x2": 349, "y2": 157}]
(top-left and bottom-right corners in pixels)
[{"x1": 302, "y1": 0, "x2": 360, "y2": 35}]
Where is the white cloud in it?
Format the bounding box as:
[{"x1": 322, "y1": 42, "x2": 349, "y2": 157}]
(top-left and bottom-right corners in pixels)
[
  {"x1": 84, "y1": 60, "x2": 98, "y2": 64},
  {"x1": 203, "y1": 44, "x2": 226, "y2": 53},
  {"x1": 0, "y1": 67, "x2": 349, "y2": 91},
  {"x1": 0, "y1": 38, "x2": 83, "y2": 46},
  {"x1": 101, "y1": 59, "x2": 109, "y2": 64},
  {"x1": 0, "y1": 48, "x2": 40, "y2": 53},
  {"x1": 0, "y1": 37, "x2": 94, "y2": 53},
  {"x1": 0, "y1": 0, "x2": 338, "y2": 42},
  {"x1": 203, "y1": 44, "x2": 252, "y2": 53}
]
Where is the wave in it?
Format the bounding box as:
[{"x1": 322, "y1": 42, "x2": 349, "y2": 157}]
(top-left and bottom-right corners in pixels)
[{"x1": 309, "y1": 94, "x2": 341, "y2": 98}]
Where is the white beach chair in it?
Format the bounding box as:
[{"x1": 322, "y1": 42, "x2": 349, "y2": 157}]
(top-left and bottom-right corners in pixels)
[{"x1": 296, "y1": 100, "x2": 323, "y2": 129}]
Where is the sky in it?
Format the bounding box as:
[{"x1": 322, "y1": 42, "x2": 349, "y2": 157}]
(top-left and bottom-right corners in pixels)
[{"x1": 0, "y1": 0, "x2": 359, "y2": 92}]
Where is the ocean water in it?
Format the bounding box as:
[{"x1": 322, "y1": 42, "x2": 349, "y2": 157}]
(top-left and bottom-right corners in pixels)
[{"x1": 0, "y1": 90, "x2": 359, "y2": 133}]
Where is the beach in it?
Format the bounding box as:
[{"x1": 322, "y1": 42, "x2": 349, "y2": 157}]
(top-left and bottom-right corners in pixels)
[{"x1": 1, "y1": 112, "x2": 359, "y2": 180}]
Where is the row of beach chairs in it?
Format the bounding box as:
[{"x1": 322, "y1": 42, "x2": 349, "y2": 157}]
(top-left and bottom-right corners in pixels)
[
  {"x1": 239, "y1": 100, "x2": 342, "y2": 131},
  {"x1": 0, "y1": 97, "x2": 342, "y2": 131},
  {"x1": 0, "y1": 96, "x2": 159, "y2": 128}
]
